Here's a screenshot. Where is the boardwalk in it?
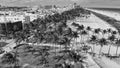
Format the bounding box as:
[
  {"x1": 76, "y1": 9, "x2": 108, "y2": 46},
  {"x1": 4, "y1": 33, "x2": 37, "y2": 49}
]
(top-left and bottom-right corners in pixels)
[{"x1": 86, "y1": 54, "x2": 100, "y2": 68}]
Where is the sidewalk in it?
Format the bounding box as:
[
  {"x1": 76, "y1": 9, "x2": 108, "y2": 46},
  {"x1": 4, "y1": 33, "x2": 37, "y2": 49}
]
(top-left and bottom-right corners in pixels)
[
  {"x1": 85, "y1": 54, "x2": 100, "y2": 68},
  {"x1": 101, "y1": 57, "x2": 120, "y2": 68},
  {"x1": 93, "y1": 56, "x2": 120, "y2": 68}
]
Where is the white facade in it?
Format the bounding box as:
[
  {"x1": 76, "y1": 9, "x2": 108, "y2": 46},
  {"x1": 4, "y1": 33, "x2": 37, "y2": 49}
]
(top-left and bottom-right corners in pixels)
[
  {"x1": 0, "y1": 12, "x2": 39, "y2": 23},
  {"x1": 0, "y1": 15, "x2": 24, "y2": 23},
  {"x1": 24, "y1": 13, "x2": 38, "y2": 21}
]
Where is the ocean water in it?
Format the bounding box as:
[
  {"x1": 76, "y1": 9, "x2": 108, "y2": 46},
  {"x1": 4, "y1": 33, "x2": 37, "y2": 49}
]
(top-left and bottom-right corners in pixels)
[
  {"x1": 88, "y1": 8, "x2": 120, "y2": 21},
  {"x1": 91, "y1": 8, "x2": 120, "y2": 13}
]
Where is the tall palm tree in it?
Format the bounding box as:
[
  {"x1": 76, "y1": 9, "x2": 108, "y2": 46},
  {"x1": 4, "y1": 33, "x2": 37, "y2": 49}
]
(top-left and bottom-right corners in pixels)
[
  {"x1": 112, "y1": 31, "x2": 117, "y2": 35},
  {"x1": 72, "y1": 31, "x2": 79, "y2": 45},
  {"x1": 86, "y1": 26, "x2": 92, "y2": 38},
  {"x1": 86, "y1": 26, "x2": 91, "y2": 31},
  {"x1": 80, "y1": 30, "x2": 88, "y2": 42},
  {"x1": 89, "y1": 35, "x2": 97, "y2": 54},
  {"x1": 102, "y1": 29, "x2": 107, "y2": 37},
  {"x1": 58, "y1": 37, "x2": 71, "y2": 55},
  {"x1": 71, "y1": 22, "x2": 79, "y2": 27},
  {"x1": 107, "y1": 28, "x2": 112, "y2": 33},
  {"x1": 115, "y1": 39, "x2": 120, "y2": 56},
  {"x1": 77, "y1": 25, "x2": 84, "y2": 42},
  {"x1": 107, "y1": 28, "x2": 112, "y2": 36},
  {"x1": 107, "y1": 35, "x2": 116, "y2": 55},
  {"x1": 93, "y1": 28, "x2": 100, "y2": 36},
  {"x1": 98, "y1": 38, "x2": 107, "y2": 56},
  {"x1": 77, "y1": 25, "x2": 84, "y2": 32}
]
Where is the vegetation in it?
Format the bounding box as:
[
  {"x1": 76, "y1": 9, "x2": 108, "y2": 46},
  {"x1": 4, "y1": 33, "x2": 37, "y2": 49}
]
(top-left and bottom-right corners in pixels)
[{"x1": 1, "y1": 5, "x2": 120, "y2": 68}]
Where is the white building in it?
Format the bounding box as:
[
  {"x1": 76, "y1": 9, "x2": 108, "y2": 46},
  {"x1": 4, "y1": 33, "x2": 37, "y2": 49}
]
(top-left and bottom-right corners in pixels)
[
  {"x1": 0, "y1": 15, "x2": 24, "y2": 23},
  {"x1": 0, "y1": 12, "x2": 39, "y2": 23}
]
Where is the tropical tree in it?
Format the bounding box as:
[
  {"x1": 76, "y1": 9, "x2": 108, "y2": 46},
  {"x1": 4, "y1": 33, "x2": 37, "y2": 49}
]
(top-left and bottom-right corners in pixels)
[
  {"x1": 77, "y1": 25, "x2": 84, "y2": 32},
  {"x1": 115, "y1": 39, "x2": 120, "y2": 56},
  {"x1": 112, "y1": 31, "x2": 117, "y2": 35},
  {"x1": 57, "y1": 37, "x2": 71, "y2": 54},
  {"x1": 102, "y1": 29, "x2": 107, "y2": 37},
  {"x1": 107, "y1": 35, "x2": 116, "y2": 55},
  {"x1": 86, "y1": 26, "x2": 92, "y2": 31},
  {"x1": 72, "y1": 31, "x2": 79, "y2": 45},
  {"x1": 98, "y1": 38, "x2": 107, "y2": 56},
  {"x1": 107, "y1": 28, "x2": 112, "y2": 36},
  {"x1": 71, "y1": 22, "x2": 79, "y2": 28},
  {"x1": 93, "y1": 28, "x2": 101, "y2": 36},
  {"x1": 86, "y1": 26, "x2": 92, "y2": 37},
  {"x1": 80, "y1": 30, "x2": 88, "y2": 42},
  {"x1": 1, "y1": 52, "x2": 20, "y2": 68},
  {"x1": 89, "y1": 35, "x2": 98, "y2": 54}
]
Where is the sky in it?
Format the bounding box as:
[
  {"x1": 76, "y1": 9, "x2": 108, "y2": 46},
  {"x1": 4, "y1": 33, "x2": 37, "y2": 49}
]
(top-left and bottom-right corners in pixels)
[{"x1": 0, "y1": 0, "x2": 120, "y2": 8}]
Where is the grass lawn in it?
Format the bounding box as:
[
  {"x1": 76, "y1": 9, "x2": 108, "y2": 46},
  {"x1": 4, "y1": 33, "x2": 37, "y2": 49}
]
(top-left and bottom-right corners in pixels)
[
  {"x1": 0, "y1": 42, "x2": 8, "y2": 47},
  {"x1": 0, "y1": 45, "x2": 65, "y2": 68}
]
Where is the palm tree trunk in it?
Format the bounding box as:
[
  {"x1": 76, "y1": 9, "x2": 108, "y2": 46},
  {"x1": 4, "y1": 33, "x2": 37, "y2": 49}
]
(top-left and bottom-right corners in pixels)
[
  {"x1": 22, "y1": 22, "x2": 24, "y2": 30},
  {"x1": 92, "y1": 45, "x2": 95, "y2": 53},
  {"x1": 81, "y1": 35, "x2": 82, "y2": 42},
  {"x1": 75, "y1": 38, "x2": 76, "y2": 45},
  {"x1": 108, "y1": 45, "x2": 112, "y2": 55},
  {"x1": 5, "y1": 22, "x2": 8, "y2": 36},
  {"x1": 60, "y1": 44, "x2": 61, "y2": 51},
  {"x1": 99, "y1": 46, "x2": 103, "y2": 56},
  {"x1": 116, "y1": 46, "x2": 119, "y2": 56},
  {"x1": 54, "y1": 43, "x2": 56, "y2": 56},
  {"x1": 103, "y1": 34, "x2": 104, "y2": 38}
]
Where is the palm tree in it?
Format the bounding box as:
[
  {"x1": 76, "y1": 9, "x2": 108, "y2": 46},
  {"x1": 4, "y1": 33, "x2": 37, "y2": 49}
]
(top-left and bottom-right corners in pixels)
[
  {"x1": 86, "y1": 26, "x2": 92, "y2": 38},
  {"x1": 1, "y1": 52, "x2": 20, "y2": 68},
  {"x1": 115, "y1": 39, "x2": 120, "y2": 56},
  {"x1": 98, "y1": 38, "x2": 107, "y2": 56},
  {"x1": 89, "y1": 35, "x2": 97, "y2": 54},
  {"x1": 77, "y1": 25, "x2": 84, "y2": 32},
  {"x1": 58, "y1": 37, "x2": 71, "y2": 55},
  {"x1": 107, "y1": 28, "x2": 112, "y2": 36},
  {"x1": 72, "y1": 31, "x2": 79, "y2": 46},
  {"x1": 86, "y1": 26, "x2": 92, "y2": 31},
  {"x1": 93, "y1": 28, "x2": 100, "y2": 36},
  {"x1": 107, "y1": 35, "x2": 116, "y2": 55},
  {"x1": 102, "y1": 29, "x2": 107, "y2": 37},
  {"x1": 80, "y1": 30, "x2": 88, "y2": 42},
  {"x1": 112, "y1": 31, "x2": 117, "y2": 35},
  {"x1": 71, "y1": 22, "x2": 79, "y2": 27}
]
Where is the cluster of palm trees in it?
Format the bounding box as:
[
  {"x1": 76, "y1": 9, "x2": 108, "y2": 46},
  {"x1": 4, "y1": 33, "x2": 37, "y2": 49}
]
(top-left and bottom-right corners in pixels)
[
  {"x1": 71, "y1": 23, "x2": 120, "y2": 57},
  {"x1": 11, "y1": 6, "x2": 90, "y2": 46},
  {"x1": 0, "y1": 7, "x2": 92, "y2": 68},
  {"x1": 1, "y1": 6, "x2": 120, "y2": 68}
]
